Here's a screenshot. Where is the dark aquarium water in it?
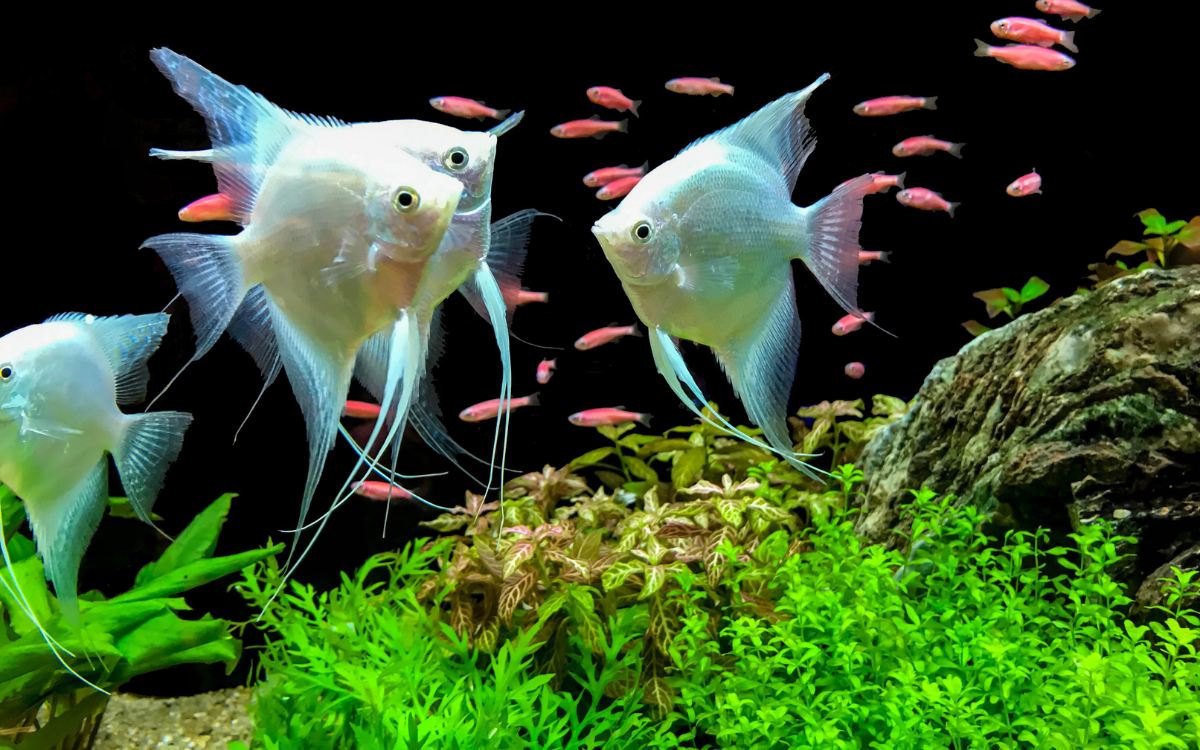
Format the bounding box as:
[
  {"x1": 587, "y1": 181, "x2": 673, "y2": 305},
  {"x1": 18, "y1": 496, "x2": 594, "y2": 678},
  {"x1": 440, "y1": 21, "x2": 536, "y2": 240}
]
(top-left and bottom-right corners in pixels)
[{"x1": 2, "y1": 5, "x2": 1200, "y2": 747}]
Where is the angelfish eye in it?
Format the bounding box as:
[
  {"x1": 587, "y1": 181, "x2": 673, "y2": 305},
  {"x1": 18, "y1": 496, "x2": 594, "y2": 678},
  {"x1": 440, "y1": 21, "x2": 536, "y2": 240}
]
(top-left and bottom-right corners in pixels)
[
  {"x1": 631, "y1": 220, "x2": 653, "y2": 244},
  {"x1": 392, "y1": 187, "x2": 420, "y2": 214},
  {"x1": 0, "y1": 365, "x2": 12, "y2": 381},
  {"x1": 443, "y1": 147, "x2": 469, "y2": 172}
]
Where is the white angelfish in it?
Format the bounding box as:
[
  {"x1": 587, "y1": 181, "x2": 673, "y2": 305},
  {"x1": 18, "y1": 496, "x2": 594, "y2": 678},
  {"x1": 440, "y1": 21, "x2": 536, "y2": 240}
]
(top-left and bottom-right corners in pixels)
[
  {"x1": 145, "y1": 49, "x2": 545, "y2": 509},
  {"x1": 0, "y1": 312, "x2": 191, "y2": 681},
  {"x1": 591, "y1": 74, "x2": 887, "y2": 481},
  {"x1": 142, "y1": 49, "x2": 464, "y2": 584}
]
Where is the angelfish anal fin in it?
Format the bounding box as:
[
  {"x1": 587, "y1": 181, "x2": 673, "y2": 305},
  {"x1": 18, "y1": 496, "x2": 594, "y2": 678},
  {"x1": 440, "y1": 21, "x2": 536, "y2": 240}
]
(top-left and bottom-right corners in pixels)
[
  {"x1": 24, "y1": 459, "x2": 110, "y2": 626},
  {"x1": 712, "y1": 273, "x2": 824, "y2": 482}
]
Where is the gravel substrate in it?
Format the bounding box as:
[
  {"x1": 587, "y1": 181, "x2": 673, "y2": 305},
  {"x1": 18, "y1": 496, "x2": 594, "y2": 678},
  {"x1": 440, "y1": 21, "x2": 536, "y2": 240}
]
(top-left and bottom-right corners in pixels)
[{"x1": 93, "y1": 689, "x2": 252, "y2": 750}]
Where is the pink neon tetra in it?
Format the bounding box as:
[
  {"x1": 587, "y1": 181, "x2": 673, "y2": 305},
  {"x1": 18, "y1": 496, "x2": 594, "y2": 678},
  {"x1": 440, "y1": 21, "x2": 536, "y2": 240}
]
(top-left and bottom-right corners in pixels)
[
  {"x1": 587, "y1": 86, "x2": 642, "y2": 117},
  {"x1": 1007, "y1": 170, "x2": 1043, "y2": 197},
  {"x1": 853, "y1": 96, "x2": 937, "y2": 116},
  {"x1": 897, "y1": 188, "x2": 960, "y2": 217},
  {"x1": 429, "y1": 96, "x2": 512, "y2": 120},
  {"x1": 568, "y1": 408, "x2": 651, "y2": 427}
]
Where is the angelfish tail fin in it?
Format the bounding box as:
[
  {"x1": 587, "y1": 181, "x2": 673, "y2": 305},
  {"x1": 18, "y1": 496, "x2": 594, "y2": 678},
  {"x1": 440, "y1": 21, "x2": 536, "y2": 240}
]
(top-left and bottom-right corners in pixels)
[
  {"x1": 798, "y1": 174, "x2": 871, "y2": 319},
  {"x1": 713, "y1": 274, "x2": 826, "y2": 483},
  {"x1": 139, "y1": 232, "x2": 246, "y2": 405},
  {"x1": 113, "y1": 411, "x2": 193, "y2": 527}
]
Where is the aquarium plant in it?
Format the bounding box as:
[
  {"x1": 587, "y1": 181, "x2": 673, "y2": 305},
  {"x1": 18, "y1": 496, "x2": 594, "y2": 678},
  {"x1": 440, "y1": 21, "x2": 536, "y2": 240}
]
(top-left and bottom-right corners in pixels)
[
  {"x1": 963, "y1": 276, "x2": 1049, "y2": 337},
  {"x1": 0, "y1": 489, "x2": 281, "y2": 748}
]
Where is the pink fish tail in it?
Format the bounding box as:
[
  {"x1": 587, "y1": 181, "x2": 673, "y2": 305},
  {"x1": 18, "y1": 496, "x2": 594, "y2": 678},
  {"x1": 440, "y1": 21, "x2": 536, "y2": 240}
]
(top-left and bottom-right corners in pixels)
[
  {"x1": 1061, "y1": 30, "x2": 1079, "y2": 52},
  {"x1": 923, "y1": 96, "x2": 938, "y2": 110},
  {"x1": 636, "y1": 412, "x2": 653, "y2": 427},
  {"x1": 949, "y1": 142, "x2": 966, "y2": 159},
  {"x1": 878, "y1": 251, "x2": 892, "y2": 264},
  {"x1": 896, "y1": 172, "x2": 907, "y2": 189},
  {"x1": 493, "y1": 108, "x2": 513, "y2": 120},
  {"x1": 948, "y1": 202, "x2": 961, "y2": 219},
  {"x1": 526, "y1": 392, "x2": 541, "y2": 407},
  {"x1": 1087, "y1": 7, "x2": 1101, "y2": 18},
  {"x1": 973, "y1": 38, "x2": 994, "y2": 57}
]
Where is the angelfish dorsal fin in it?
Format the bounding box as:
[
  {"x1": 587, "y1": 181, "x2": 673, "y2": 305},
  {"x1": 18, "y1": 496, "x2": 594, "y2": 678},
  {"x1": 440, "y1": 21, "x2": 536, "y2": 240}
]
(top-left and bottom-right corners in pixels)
[
  {"x1": 45, "y1": 312, "x2": 171, "y2": 405},
  {"x1": 678, "y1": 74, "x2": 830, "y2": 195},
  {"x1": 149, "y1": 47, "x2": 345, "y2": 222}
]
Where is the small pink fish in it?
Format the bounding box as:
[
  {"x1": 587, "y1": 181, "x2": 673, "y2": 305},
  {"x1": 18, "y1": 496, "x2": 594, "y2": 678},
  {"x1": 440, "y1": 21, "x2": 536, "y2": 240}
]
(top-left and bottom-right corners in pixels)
[
  {"x1": 845, "y1": 362, "x2": 866, "y2": 379},
  {"x1": 1035, "y1": 0, "x2": 1101, "y2": 22},
  {"x1": 974, "y1": 40, "x2": 1076, "y2": 71},
  {"x1": 551, "y1": 116, "x2": 628, "y2": 139},
  {"x1": 536, "y1": 359, "x2": 557, "y2": 385},
  {"x1": 1007, "y1": 170, "x2": 1043, "y2": 196},
  {"x1": 897, "y1": 188, "x2": 960, "y2": 217},
  {"x1": 596, "y1": 176, "x2": 642, "y2": 200},
  {"x1": 832, "y1": 312, "x2": 875, "y2": 336},
  {"x1": 179, "y1": 193, "x2": 235, "y2": 223},
  {"x1": 458, "y1": 395, "x2": 539, "y2": 422},
  {"x1": 840, "y1": 172, "x2": 906, "y2": 195},
  {"x1": 344, "y1": 400, "x2": 382, "y2": 419},
  {"x1": 991, "y1": 17, "x2": 1079, "y2": 52},
  {"x1": 583, "y1": 162, "x2": 649, "y2": 188},
  {"x1": 892, "y1": 136, "x2": 965, "y2": 159},
  {"x1": 574, "y1": 324, "x2": 641, "y2": 350},
  {"x1": 587, "y1": 86, "x2": 642, "y2": 117},
  {"x1": 515, "y1": 290, "x2": 549, "y2": 306},
  {"x1": 353, "y1": 481, "x2": 415, "y2": 503},
  {"x1": 858, "y1": 251, "x2": 891, "y2": 266},
  {"x1": 665, "y1": 77, "x2": 734, "y2": 97},
  {"x1": 568, "y1": 408, "x2": 651, "y2": 427},
  {"x1": 429, "y1": 96, "x2": 512, "y2": 121},
  {"x1": 852, "y1": 96, "x2": 938, "y2": 116}
]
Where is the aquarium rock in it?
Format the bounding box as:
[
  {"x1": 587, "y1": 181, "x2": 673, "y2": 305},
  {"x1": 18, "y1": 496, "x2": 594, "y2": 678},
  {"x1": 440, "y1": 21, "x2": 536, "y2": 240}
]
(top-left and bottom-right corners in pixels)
[{"x1": 858, "y1": 266, "x2": 1200, "y2": 608}]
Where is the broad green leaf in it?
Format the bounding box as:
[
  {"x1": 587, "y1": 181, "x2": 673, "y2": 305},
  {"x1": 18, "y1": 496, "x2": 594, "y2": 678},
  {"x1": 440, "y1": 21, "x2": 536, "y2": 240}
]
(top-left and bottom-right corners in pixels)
[
  {"x1": 107, "y1": 611, "x2": 240, "y2": 683},
  {"x1": 872, "y1": 395, "x2": 909, "y2": 418},
  {"x1": 1175, "y1": 217, "x2": 1200, "y2": 249},
  {"x1": 1019, "y1": 276, "x2": 1049, "y2": 303},
  {"x1": 419, "y1": 514, "x2": 471, "y2": 533},
  {"x1": 754, "y1": 530, "x2": 790, "y2": 564},
  {"x1": 622, "y1": 456, "x2": 659, "y2": 482},
  {"x1": 135, "y1": 494, "x2": 235, "y2": 588},
  {"x1": 106, "y1": 496, "x2": 164, "y2": 522},
  {"x1": 568, "y1": 447, "x2": 615, "y2": 469},
  {"x1": 109, "y1": 544, "x2": 283, "y2": 605},
  {"x1": 715, "y1": 498, "x2": 744, "y2": 528},
  {"x1": 1001, "y1": 287, "x2": 1021, "y2": 304},
  {"x1": 640, "y1": 439, "x2": 696, "y2": 454},
  {"x1": 602, "y1": 561, "x2": 642, "y2": 592},
  {"x1": 622, "y1": 481, "x2": 656, "y2": 497},
  {"x1": 1138, "y1": 208, "x2": 1167, "y2": 234},
  {"x1": 963, "y1": 320, "x2": 993, "y2": 337},
  {"x1": 972, "y1": 289, "x2": 1011, "y2": 319},
  {"x1": 597, "y1": 423, "x2": 636, "y2": 441},
  {"x1": 839, "y1": 420, "x2": 868, "y2": 444},
  {"x1": 537, "y1": 591, "x2": 569, "y2": 622},
  {"x1": 595, "y1": 471, "x2": 627, "y2": 490},
  {"x1": 1163, "y1": 219, "x2": 1187, "y2": 234},
  {"x1": 672, "y1": 447, "x2": 707, "y2": 489},
  {"x1": 618, "y1": 434, "x2": 659, "y2": 450},
  {"x1": 5, "y1": 690, "x2": 108, "y2": 750},
  {"x1": 639, "y1": 566, "x2": 666, "y2": 599},
  {"x1": 1106, "y1": 240, "x2": 1151, "y2": 257},
  {"x1": 0, "y1": 556, "x2": 51, "y2": 636}
]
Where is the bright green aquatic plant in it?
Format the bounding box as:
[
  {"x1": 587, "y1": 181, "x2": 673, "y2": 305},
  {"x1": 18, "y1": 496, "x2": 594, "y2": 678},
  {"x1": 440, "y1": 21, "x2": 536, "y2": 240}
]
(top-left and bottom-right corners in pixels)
[
  {"x1": 659, "y1": 488, "x2": 1200, "y2": 749},
  {"x1": 1106, "y1": 208, "x2": 1200, "y2": 268},
  {"x1": 238, "y1": 538, "x2": 659, "y2": 750},
  {"x1": 790, "y1": 394, "x2": 910, "y2": 468},
  {"x1": 0, "y1": 488, "x2": 280, "y2": 747},
  {"x1": 963, "y1": 276, "x2": 1049, "y2": 337}
]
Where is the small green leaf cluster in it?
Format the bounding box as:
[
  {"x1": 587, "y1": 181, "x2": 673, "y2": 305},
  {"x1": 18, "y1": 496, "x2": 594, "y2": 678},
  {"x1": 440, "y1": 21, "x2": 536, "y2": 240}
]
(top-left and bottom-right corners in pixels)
[
  {"x1": 660, "y1": 489, "x2": 1200, "y2": 749},
  {"x1": 1078, "y1": 208, "x2": 1200, "y2": 297},
  {"x1": 0, "y1": 489, "x2": 279, "y2": 746},
  {"x1": 963, "y1": 277, "x2": 1050, "y2": 337},
  {"x1": 236, "y1": 539, "x2": 659, "y2": 750}
]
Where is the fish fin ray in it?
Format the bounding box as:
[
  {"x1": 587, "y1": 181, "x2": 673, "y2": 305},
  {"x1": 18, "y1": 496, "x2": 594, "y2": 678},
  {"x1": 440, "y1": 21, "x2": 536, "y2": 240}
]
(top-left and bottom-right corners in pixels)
[
  {"x1": 113, "y1": 411, "x2": 193, "y2": 526},
  {"x1": 149, "y1": 48, "x2": 344, "y2": 220},
  {"x1": 800, "y1": 175, "x2": 871, "y2": 320},
  {"x1": 712, "y1": 275, "x2": 824, "y2": 481},
  {"x1": 24, "y1": 459, "x2": 109, "y2": 626},
  {"x1": 45, "y1": 313, "x2": 172, "y2": 406},
  {"x1": 139, "y1": 232, "x2": 245, "y2": 378},
  {"x1": 676, "y1": 256, "x2": 740, "y2": 293},
  {"x1": 482, "y1": 209, "x2": 555, "y2": 320},
  {"x1": 488, "y1": 110, "x2": 525, "y2": 137},
  {"x1": 679, "y1": 74, "x2": 829, "y2": 194}
]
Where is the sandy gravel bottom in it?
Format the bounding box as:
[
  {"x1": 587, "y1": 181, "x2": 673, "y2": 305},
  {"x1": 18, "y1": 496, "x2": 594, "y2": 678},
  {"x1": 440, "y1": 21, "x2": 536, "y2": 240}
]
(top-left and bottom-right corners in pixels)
[{"x1": 93, "y1": 689, "x2": 252, "y2": 750}]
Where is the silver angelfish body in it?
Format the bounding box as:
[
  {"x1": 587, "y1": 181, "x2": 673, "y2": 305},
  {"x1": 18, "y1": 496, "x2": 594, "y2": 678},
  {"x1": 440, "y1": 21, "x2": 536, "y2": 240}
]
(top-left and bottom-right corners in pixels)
[
  {"x1": 0, "y1": 313, "x2": 192, "y2": 626},
  {"x1": 591, "y1": 74, "x2": 879, "y2": 481}
]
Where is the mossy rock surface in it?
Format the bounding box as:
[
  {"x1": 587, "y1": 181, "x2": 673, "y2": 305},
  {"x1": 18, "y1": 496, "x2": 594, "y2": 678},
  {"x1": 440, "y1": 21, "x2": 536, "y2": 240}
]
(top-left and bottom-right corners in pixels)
[{"x1": 859, "y1": 265, "x2": 1200, "y2": 610}]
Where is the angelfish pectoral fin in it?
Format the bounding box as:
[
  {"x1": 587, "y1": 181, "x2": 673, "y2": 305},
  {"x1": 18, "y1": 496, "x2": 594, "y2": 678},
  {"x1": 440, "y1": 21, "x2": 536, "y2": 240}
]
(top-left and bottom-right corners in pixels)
[{"x1": 650, "y1": 327, "x2": 826, "y2": 479}]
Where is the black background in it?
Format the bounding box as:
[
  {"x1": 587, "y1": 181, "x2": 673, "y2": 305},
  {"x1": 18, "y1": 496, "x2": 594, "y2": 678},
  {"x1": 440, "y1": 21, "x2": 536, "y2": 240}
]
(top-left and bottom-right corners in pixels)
[{"x1": 2, "y1": 4, "x2": 1196, "y2": 693}]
